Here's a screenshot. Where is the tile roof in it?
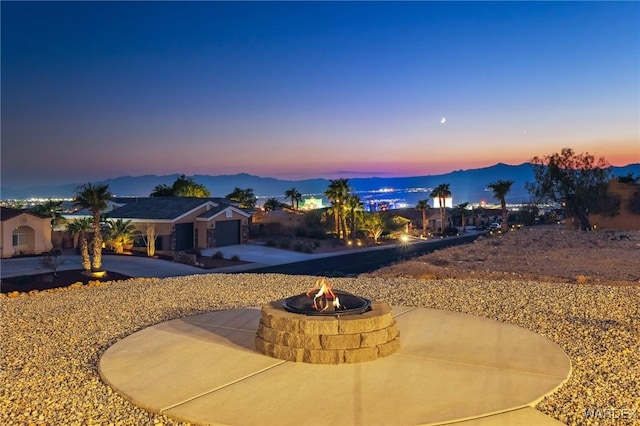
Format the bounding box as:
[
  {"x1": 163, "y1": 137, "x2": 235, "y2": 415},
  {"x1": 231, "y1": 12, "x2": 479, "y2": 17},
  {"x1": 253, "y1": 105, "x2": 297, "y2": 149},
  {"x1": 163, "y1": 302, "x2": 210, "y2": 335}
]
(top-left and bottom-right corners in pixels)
[
  {"x1": 105, "y1": 197, "x2": 216, "y2": 220},
  {"x1": 0, "y1": 206, "x2": 50, "y2": 222}
]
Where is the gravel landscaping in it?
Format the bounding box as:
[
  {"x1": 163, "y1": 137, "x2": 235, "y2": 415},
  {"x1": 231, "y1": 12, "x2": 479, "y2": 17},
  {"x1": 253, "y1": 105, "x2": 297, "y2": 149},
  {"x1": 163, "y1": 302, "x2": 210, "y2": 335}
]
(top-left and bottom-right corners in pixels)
[{"x1": 1, "y1": 226, "x2": 639, "y2": 425}]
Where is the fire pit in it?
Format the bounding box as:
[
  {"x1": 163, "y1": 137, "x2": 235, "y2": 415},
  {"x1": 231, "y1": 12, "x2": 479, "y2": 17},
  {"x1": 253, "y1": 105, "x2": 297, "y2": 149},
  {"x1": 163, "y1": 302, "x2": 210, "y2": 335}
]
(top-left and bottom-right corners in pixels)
[
  {"x1": 282, "y1": 278, "x2": 372, "y2": 316},
  {"x1": 255, "y1": 278, "x2": 400, "y2": 364}
]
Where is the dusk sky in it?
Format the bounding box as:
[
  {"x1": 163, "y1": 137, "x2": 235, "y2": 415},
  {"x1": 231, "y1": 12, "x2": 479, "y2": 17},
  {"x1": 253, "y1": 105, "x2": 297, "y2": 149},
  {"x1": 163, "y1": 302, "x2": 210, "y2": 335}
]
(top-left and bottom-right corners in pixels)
[{"x1": 2, "y1": 1, "x2": 639, "y2": 190}]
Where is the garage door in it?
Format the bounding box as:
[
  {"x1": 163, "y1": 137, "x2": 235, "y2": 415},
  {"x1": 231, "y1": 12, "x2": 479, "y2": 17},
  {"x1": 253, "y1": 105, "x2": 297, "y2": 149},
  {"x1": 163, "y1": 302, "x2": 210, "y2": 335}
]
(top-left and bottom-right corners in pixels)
[{"x1": 216, "y1": 220, "x2": 240, "y2": 247}]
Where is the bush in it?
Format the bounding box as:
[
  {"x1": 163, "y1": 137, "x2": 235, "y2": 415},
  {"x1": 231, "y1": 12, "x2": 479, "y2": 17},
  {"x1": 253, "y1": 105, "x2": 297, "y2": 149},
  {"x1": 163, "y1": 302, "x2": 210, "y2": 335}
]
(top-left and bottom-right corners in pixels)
[
  {"x1": 231, "y1": 255, "x2": 240, "y2": 261},
  {"x1": 278, "y1": 239, "x2": 291, "y2": 249},
  {"x1": 174, "y1": 252, "x2": 196, "y2": 266},
  {"x1": 293, "y1": 241, "x2": 304, "y2": 252},
  {"x1": 265, "y1": 239, "x2": 277, "y2": 247},
  {"x1": 211, "y1": 251, "x2": 224, "y2": 259}
]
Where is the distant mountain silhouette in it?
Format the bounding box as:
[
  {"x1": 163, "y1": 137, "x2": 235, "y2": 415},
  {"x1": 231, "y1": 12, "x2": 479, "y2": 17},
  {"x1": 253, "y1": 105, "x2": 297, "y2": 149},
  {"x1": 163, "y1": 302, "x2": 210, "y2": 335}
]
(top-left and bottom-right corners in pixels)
[{"x1": 2, "y1": 163, "x2": 639, "y2": 205}]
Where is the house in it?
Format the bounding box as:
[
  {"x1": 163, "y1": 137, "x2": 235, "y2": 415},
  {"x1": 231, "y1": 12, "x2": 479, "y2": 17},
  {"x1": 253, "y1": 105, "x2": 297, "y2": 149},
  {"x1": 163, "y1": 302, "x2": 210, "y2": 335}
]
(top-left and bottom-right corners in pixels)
[
  {"x1": 64, "y1": 197, "x2": 253, "y2": 253},
  {"x1": 0, "y1": 207, "x2": 53, "y2": 258}
]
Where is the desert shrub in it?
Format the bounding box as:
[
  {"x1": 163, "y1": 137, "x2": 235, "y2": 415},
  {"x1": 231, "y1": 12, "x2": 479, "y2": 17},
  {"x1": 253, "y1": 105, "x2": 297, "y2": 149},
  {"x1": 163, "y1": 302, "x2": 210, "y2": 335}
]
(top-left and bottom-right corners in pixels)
[
  {"x1": 293, "y1": 241, "x2": 304, "y2": 252},
  {"x1": 575, "y1": 275, "x2": 589, "y2": 284},
  {"x1": 278, "y1": 239, "x2": 291, "y2": 249},
  {"x1": 211, "y1": 251, "x2": 224, "y2": 259},
  {"x1": 265, "y1": 239, "x2": 277, "y2": 247},
  {"x1": 231, "y1": 255, "x2": 240, "y2": 261},
  {"x1": 313, "y1": 240, "x2": 321, "y2": 248},
  {"x1": 428, "y1": 258, "x2": 450, "y2": 267}
]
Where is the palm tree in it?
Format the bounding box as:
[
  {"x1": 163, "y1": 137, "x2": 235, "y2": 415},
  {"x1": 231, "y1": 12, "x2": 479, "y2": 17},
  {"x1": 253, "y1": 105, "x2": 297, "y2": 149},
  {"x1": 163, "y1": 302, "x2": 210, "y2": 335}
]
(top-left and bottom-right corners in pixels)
[
  {"x1": 73, "y1": 183, "x2": 113, "y2": 271},
  {"x1": 415, "y1": 199, "x2": 430, "y2": 236},
  {"x1": 345, "y1": 194, "x2": 363, "y2": 239},
  {"x1": 430, "y1": 183, "x2": 451, "y2": 234},
  {"x1": 66, "y1": 218, "x2": 92, "y2": 271},
  {"x1": 454, "y1": 202, "x2": 470, "y2": 232},
  {"x1": 226, "y1": 187, "x2": 257, "y2": 209},
  {"x1": 150, "y1": 184, "x2": 174, "y2": 197},
  {"x1": 284, "y1": 188, "x2": 302, "y2": 211},
  {"x1": 105, "y1": 219, "x2": 137, "y2": 254},
  {"x1": 263, "y1": 197, "x2": 280, "y2": 212},
  {"x1": 487, "y1": 180, "x2": 514, "y2": 232},
  {"x1": 324, "y1": 179, "x2": 350, "y2": 239}
]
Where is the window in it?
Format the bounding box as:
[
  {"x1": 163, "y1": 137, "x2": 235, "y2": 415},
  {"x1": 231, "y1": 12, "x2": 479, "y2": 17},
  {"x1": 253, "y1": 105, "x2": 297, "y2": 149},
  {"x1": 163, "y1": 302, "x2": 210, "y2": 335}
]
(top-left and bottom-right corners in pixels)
[
  {"x1": 226, "y1": 209, "x2": 233, "y2": 218},
  {"x1": 12, "y1": 228, "x2": 29, "y2": 246}
]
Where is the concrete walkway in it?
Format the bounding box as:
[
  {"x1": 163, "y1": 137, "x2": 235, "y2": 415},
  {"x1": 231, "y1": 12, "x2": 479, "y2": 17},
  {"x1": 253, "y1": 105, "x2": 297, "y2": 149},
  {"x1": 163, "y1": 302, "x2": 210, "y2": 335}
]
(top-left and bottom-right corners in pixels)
[{"x1": 99, "y1": 306, "x2": 571, "y2": 425}]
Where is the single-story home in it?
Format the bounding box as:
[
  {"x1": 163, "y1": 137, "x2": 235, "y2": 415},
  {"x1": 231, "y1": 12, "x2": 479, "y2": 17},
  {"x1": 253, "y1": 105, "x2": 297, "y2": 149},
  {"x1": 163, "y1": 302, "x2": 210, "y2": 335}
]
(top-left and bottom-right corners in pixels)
[
  {"x1": 0, "y1": 207, "x2": 53, "y2": 258},
  {"x1": 94, "y1": 197, "x2": 253, "y2": 252}
]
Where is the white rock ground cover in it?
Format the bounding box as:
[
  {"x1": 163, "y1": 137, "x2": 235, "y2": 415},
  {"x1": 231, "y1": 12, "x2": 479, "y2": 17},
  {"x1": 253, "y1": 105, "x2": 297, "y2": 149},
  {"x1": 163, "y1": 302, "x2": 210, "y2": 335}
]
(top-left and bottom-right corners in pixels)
[{"x1": 1, "y1": 273, "x2": 638, "y2": 425}]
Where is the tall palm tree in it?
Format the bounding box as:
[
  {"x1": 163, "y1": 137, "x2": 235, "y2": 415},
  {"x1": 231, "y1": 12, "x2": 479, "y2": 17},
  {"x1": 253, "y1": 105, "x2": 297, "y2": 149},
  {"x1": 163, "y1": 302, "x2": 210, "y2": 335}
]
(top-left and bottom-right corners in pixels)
[
  {"x1": 324, "y1": 179, "x2": 350, "y2": 239},
  {"x1": 73, "y1": 183, "x2": 113, "y2": 271},
  {"x1": 415, "y1": 199, "x2": 430, "y2": 236},
  {"x1": 345, "y1": 194, "x2": 363, "y2": 239},
  {"x1": 488, "y1": 180, "x2": 514, "y2": 232},
  {"x1": 284, "y1": 188, "x2": 302, "y2": 211},
  {"x1": 66, "y1": 218, "x2": 92, "y2": 271},
  {"x1": 430, "y1": 183, "x2": 451, "y2": 233},
  {"x1": 105, "y1": 219, "x2": 137, "y2": 254}
]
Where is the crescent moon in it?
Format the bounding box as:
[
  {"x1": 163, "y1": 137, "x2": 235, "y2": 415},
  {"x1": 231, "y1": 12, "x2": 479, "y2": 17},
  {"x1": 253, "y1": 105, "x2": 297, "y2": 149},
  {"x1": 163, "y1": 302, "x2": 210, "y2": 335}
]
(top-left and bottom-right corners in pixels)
[{"x1": 440, "y1": 117, "x2": 446, "y2": 124}]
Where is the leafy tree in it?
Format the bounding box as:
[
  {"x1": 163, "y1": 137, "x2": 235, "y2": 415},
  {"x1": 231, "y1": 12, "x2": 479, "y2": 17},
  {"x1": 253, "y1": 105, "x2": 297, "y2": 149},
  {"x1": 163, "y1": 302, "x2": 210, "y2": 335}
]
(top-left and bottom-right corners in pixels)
[
  {"x1": 284, "y1": 188, "x2": 302, "y2": 210},
  {"x1": 415, "y1": 199, "x2": 430, "y2": 236},
  {"x1": 324, "y1": 179, "x2": 350, "y2": 239},
  {"x1": 66, "y1": 218, "x2": 92, "y2": 271},
  {"x1": 430, "y1": 183, "x2": 451, "y2": 233},
  {"x1": 487, "y1": 180, "x2": 514, "y2": 232},
  {"x1": 263, "y1": 197, "x2": 281, "y2": 212},
  {"x1": 518, "y1": 201, "x2": 540, "y2": 226},
  {"x1": 141, "y1": 224, "x2": 158, "y2": 257},
  {"x1": 39, "y1": 251, "x2": 65, "y2": 277},
  {"x1": 362, "y1": 212, "x2": 385, "y2": 243},
  {"x1": 526, "y1": 148, "x2": 611, "y2": 230},
  {"x1": 150, "y1": 174, "x2": 211, "y2": 197},
  {"x1": 105, "y1": 218, "x2": 137, "y2": 254},
  {"x1": 73, "y1": 183, "x2": 113, "y2": 270},
  {"x1": 226, "y1": 187, "x2": 257, "y2": 209}
]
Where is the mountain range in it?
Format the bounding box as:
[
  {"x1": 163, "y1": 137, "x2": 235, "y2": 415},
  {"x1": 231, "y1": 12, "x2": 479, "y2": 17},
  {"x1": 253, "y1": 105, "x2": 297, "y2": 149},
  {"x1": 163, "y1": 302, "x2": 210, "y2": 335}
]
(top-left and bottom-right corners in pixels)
[{"x1": 2, "y1": 162, "x2": 639, "y2": 205}]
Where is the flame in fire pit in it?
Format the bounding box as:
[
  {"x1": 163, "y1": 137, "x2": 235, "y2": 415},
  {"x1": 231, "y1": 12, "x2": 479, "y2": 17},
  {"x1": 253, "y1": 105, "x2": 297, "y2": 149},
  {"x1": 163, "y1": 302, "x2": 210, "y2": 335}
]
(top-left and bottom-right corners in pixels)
[{"x1": 305, "y1": 278, "x2": 344, "y2": 312}]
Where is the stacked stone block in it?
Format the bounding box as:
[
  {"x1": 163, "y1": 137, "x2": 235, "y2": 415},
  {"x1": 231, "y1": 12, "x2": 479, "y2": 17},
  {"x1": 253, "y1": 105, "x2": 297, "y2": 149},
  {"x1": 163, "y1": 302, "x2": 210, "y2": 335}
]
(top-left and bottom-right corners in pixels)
[{"x1": 255, "y1": 300, "x2": 400, "y2": 364}]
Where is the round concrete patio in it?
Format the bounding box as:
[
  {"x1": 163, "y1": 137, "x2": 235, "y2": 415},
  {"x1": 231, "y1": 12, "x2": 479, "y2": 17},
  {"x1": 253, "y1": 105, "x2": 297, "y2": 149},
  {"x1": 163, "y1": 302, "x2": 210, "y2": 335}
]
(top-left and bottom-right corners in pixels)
[{"x1": 99, "y1": 306, "x2": 571, "y2": 425}]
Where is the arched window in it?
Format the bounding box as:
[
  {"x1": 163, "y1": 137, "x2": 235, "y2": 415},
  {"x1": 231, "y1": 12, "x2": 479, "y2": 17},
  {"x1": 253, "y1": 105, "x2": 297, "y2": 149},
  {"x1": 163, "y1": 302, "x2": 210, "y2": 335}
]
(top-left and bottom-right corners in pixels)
[{"x1": 12, "y1": 226, "x2": 30, "y2": 246}]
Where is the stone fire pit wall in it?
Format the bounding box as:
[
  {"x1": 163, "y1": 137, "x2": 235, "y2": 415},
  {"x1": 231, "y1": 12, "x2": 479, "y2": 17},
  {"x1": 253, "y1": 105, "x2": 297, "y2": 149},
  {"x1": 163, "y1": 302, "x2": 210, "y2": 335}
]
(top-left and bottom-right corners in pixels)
[{"x1": 255, "y1": 300, "x2": 400, "y2": 364}]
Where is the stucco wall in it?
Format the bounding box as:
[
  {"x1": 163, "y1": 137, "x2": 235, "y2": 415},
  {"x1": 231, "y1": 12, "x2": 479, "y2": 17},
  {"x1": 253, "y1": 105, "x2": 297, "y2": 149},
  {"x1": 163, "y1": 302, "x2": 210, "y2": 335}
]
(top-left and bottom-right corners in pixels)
[{"x1": 1, "y1": 214, "x2": 52, "y2": 258}]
